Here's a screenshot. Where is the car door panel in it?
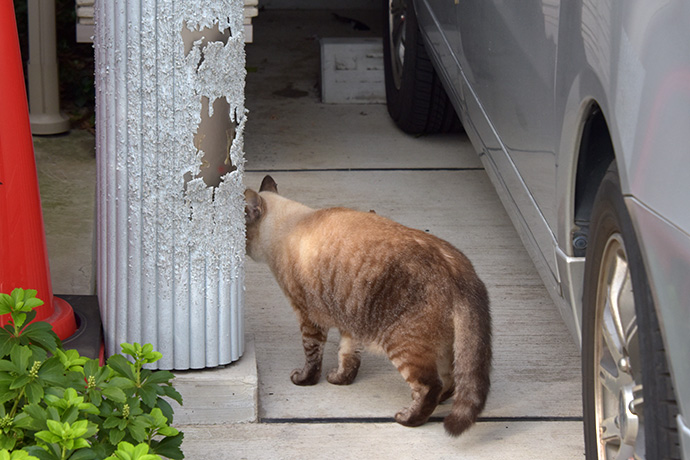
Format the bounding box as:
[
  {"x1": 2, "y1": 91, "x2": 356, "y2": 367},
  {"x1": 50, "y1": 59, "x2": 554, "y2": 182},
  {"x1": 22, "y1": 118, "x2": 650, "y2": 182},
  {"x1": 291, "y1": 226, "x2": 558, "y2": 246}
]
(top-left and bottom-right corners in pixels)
[{"x1": 459, "y1": 1, "x2": 561, "y2": 274}]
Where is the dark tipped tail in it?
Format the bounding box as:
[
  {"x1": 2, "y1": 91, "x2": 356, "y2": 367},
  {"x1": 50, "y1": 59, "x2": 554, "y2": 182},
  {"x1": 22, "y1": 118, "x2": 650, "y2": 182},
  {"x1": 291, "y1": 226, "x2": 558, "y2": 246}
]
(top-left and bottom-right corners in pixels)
[{"x1": 444, "y1": 278, "x2": 492, "y2": 436}]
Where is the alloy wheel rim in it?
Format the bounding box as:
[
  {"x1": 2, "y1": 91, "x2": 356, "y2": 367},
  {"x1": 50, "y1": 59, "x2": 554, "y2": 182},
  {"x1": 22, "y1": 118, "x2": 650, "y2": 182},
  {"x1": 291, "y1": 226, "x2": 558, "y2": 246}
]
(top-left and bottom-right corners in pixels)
[
  {"x1": 388, "y1": 0, "x2": 407, "y2": 90},
  {"x1": 594, "y1": 233, "x2": 645, "y2": 459}
]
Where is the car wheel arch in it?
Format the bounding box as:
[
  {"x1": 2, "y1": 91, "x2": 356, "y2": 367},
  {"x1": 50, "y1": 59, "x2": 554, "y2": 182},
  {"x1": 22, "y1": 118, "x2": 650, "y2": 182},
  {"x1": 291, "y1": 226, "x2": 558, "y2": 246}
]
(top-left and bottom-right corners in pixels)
[{"x1": 571, "y1": 103, "x2": 615, "y2": 258}]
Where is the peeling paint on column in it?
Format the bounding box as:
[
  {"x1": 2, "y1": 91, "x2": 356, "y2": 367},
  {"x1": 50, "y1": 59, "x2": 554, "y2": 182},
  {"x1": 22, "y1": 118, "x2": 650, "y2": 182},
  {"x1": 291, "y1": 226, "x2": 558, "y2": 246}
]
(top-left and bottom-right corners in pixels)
[{"x1": 95, "y1": 0, "x2": 247, "y2": 369}]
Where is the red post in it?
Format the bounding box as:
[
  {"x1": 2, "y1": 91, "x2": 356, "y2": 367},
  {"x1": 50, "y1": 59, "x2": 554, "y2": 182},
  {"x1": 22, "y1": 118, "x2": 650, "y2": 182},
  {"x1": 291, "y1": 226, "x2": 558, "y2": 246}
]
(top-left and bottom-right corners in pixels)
[{"x1": 0, "y1": 2, "x2": 76, "y2": 340}]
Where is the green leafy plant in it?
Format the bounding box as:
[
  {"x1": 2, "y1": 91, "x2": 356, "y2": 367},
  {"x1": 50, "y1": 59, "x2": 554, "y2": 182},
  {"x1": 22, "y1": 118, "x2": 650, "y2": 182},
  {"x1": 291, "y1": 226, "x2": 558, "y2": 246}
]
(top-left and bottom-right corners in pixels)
[{"x1": 0, "y1": 289, "x2": 184, "y2": 459}]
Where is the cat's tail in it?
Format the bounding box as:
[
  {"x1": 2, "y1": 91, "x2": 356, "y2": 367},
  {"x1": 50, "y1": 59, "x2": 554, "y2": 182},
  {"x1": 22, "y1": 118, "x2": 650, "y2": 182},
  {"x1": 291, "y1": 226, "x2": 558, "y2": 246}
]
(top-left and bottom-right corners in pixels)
[{"x1": 444, "y1": 276, "x2": 492, "y2": 436}]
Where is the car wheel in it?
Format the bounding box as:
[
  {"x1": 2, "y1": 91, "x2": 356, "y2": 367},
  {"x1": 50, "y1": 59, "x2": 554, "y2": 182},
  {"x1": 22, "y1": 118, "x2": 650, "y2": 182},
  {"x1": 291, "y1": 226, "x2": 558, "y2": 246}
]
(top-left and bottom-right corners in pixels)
[
  {"x1": 582, "y1": 164, "x2": 680, "y2": 460},
  {"x1": 382, "y1": 0, "x2": 460, "y2": 134}
]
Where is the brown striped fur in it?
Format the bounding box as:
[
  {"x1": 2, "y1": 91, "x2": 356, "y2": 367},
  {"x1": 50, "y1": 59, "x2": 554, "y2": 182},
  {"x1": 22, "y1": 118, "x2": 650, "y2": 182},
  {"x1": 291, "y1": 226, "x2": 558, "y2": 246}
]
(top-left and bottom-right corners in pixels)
[{"x1": 245, "y1": 175, "x2": 491, "y2": 436}]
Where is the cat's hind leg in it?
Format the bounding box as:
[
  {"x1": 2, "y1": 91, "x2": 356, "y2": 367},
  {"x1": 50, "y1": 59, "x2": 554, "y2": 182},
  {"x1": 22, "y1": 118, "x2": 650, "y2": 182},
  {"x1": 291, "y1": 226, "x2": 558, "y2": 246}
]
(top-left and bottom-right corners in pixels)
[
  {"x1": 438, "y1": 343, "x2": 455, "y2": 403},
  {"x1": 327, "y1": 332, "x2": 362, "y2": 385},
  {"x1": 291, "y1": 320, "x2": 328, "y2": 386},
  {"x1": 389, "y1": 348, "x2": 443, "y2": 427}
]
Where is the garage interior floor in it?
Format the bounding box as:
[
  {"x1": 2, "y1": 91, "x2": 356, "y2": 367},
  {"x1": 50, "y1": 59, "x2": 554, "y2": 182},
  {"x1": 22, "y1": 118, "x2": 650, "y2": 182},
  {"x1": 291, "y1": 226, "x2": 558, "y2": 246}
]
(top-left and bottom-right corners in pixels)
[{"x1": 34, "y1": 8, "x2": 584, "y2": 459}]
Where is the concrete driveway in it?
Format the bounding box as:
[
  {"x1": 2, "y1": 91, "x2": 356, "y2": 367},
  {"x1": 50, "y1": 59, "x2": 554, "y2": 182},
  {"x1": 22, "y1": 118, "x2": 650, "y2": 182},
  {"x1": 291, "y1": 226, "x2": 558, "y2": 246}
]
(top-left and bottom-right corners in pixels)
[
  {"x1": 181, "y1": 8, "x2": 583, "y2": 460},
  {"x1": 35, "y1": 7, "x2": 584, "y2": 459}
]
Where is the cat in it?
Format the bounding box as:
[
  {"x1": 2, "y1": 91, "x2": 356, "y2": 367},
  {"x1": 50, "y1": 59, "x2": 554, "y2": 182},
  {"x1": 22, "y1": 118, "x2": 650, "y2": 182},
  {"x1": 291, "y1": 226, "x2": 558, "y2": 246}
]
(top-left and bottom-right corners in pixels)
[{"x1": 244, "y1": 175, "x2": 491, "y2": 436}]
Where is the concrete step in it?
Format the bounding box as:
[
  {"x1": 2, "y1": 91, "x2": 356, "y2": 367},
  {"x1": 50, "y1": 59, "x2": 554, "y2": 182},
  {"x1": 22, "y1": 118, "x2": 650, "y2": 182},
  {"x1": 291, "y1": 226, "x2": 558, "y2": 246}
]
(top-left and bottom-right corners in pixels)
[
  {"x1": 178, "y1": 421, "x2": 584, "y2": 459},
  {"x1": 170, "y1": 337, "x2": 259, "y2": 425}
]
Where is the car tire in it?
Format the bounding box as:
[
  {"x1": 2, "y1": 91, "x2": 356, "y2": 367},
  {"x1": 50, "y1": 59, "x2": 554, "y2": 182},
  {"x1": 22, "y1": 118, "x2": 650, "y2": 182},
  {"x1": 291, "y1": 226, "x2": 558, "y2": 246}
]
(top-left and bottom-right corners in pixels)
[
  {"x1": 382, "y1": 0, "x2": 461, "y2": 134},
  {"x1": 582, "y1": 163, "x2": 680, "y2": 460}
]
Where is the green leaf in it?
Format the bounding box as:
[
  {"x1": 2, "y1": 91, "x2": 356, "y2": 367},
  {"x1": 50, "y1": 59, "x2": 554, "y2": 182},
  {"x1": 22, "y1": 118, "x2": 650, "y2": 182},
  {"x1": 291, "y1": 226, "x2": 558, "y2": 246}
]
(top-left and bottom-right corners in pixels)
[
  {"x1": 0, "y1": 450, "x2": 41, "y2": 460},
  {"x1": 34, "y1": 430, "x2": 60, "y2": 444},
  {"x1": 60, "y1": 388, "x2": 80, "y2": 405},
  {"x1": 61, "y1": 407, "x2": 79, "y2": 425},
  {"x1": 20, "y1": 323, "x2": 58, "y2": 353},
  {"x1": 45, "y1": 407, "x2": 59, "y2": 422},
  {"x1": 79, "y1": 403, "x2": 100, "y2": 417},
  {"x1": 160, "y1": 385, "x2": 183, "y2": 405},
  {"x1": 70, "y1": 420, "x2": 90, "y2": 438},
  {"x1": 106, "y1": 377, "x2": 136, "y2": 390},
  {"x1": 108, "y1": 428, "x2": 125, "y2": 446},
  {"x1": 13, "y1": 314, "x2": 27, "y2": 330},
  {"x1": 0, "y1": 294, "x2": 12, "y2": 315},
  {"x1": 89, "y1": 445, "x2": 110, "y2": 460},
  {"x1": 154, "y1": 398, "x2": 174, "y2": 424},
  {"x1": 22, "y1": 446, "x2": 54, "y2": 460},
  {"x1": 70, "y1": 438, "x2": 90, "y2": 452},
  {"x1": 16, "y1": 310, "x2": 37, "y2": 333},
  {"x1": 14, "y1": 411, "x2": 44, "y2": 431},
  {"x1": 107, "y1": 355, "x2": 135, "y2": 381},
  {"x1": 119, "y1": 343, "x2": 137, "y2": 358},
  {"x1": 37, "y1": 359, "x2": 66, "y2": 385},
  {"x1": 146, "y1": 408, "x2": 167, "y2": 427},
  {"x1": 27, "y1": 346, "x2": 47, "y2": 364},
  {"x1": 98, "y1": 400, "x2": 115, "y2": 416},
  {"x1": 73, "y1": 438, "x2": 90, "y2": 450},
  {"x1": 10, "y1": 375, "x2": 31, "y2": 390},
  {"x1": 137, "y1": 386, "x2": 158, "y2": 409},
  {"x1": 143, "y1": 353, "x2": 162, "y2": 365},
  {"x1": 156, "y1": 425, "x2": 179, "y2": 437},
  {"x1": 0, "y1": 435, "x2": 17, "y2": 451},
  {"x1": 105, "y1": 442, "x2": 163, "y2": 460},
  {"x1": 103, "y1": 417, "x2": 121, "y2": 430},
  {"x1": 85, "y1": 389, "x2": 102, "y2": 407},
  {"x1": 83, "y1": 360, "x2": 101, "y2": 379},
  {"x1": 45, "y1": 419, "x2": 64, "y2": 436},
  {"x1": 126, "y1": 419, "x2": 148, "y2": 443},
  {"x1": 83, "y1": 421, "x2": 99, "y2": 439},
  {"x1": 23, "y1": 297, "x2": 44, "y2": 310},
  {"x1": 21, "y1": 404, "x2": 48, "y2": 424},
  {"x1": 151, "y1": 432, "x2": 184, "y2": 460},
  {"x1": 0, "y1": 331, "x2": 15, "y2": 357},
  {"x1": 10, "y1": 289, "x2": 25, "y2": 307},
  {"x1": 142, "y1": 371, "x2": 173, "y2": 385},
  {"x1": 0, "y1": 387, "x2": 18, "y2": 405},
  {"x1": 24, "y1": 382, "x2": 44, "y2": 404},
  {"x1": 23, "y1": 446, "x2": 56, "y2": 460},
  {"x1": 102, "y1": 387, "x2": 127, "y2": 404},
  {"x1": 10, "y1": 346, "x2": 31, "y2": 372},
  {"x1": 55, "y1": 349, "x2": 87, "y2": 372},
  {"x1": 0, "y1": 360, "x2": 16, "y2": 373},
  {"x1": 69, "y1": 449, "x2": 97, "y2": 460}
]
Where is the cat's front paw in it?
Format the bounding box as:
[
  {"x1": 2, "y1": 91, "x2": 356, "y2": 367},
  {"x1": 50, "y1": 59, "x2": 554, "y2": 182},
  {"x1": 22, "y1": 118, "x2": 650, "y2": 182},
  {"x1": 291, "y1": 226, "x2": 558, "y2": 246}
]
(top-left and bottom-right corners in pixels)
[{"x1": 290, "y1": 366, "x2": 321, "y2": 386}]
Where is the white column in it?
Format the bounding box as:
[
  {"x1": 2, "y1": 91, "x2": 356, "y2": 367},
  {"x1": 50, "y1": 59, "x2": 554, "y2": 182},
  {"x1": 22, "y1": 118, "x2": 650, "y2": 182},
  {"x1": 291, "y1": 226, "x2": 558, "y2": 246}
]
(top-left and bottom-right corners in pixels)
[
  {"x1": 27, "y1": 0, "x2": 70, "y2": 134},
  {"x1": 94, "y1": 0, "x2": 247, "y2": 370}
]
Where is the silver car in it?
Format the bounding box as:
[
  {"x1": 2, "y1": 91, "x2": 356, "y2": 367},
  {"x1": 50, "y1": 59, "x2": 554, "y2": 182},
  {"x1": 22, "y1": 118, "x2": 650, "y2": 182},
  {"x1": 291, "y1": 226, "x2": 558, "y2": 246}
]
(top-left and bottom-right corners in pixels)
[{"x1": 382, "y1": 1, "x2": 690, "y2": 459}]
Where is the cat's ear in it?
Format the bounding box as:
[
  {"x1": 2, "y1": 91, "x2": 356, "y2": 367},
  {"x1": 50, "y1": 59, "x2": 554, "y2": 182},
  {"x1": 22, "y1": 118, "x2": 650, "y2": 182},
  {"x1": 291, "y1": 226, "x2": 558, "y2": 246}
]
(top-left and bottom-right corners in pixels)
[
  {"x1": 245, "y1": 189, "x2": 264, "y2": 225},
  {"x1": 259, "y1": 175, "x2": 278, "y2": 194}
]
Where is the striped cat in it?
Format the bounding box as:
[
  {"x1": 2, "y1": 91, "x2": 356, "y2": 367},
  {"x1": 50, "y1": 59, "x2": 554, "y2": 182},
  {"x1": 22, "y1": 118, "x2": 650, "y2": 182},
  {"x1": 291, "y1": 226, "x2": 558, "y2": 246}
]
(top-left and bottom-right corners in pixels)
[{"x1": 245, "y1": 175, "x2": 491, "y2": 436}]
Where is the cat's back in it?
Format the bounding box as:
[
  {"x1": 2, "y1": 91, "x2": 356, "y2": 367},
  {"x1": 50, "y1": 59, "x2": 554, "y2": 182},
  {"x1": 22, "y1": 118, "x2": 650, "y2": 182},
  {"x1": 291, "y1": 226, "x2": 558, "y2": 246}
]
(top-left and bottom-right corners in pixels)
[
  {"x1": 289, "y1": 206, "x2": 472, "y2": 276},
  {"x1": 293, "y1": 206, "x2": 413, "y2": 250}
]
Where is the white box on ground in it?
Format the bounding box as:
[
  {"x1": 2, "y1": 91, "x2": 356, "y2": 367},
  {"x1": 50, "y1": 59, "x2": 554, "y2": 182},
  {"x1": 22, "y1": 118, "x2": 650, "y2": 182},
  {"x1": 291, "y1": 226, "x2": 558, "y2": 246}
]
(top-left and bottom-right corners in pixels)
[{"x1": 320, "y1": 37, "x2": 385, "y2": 104}]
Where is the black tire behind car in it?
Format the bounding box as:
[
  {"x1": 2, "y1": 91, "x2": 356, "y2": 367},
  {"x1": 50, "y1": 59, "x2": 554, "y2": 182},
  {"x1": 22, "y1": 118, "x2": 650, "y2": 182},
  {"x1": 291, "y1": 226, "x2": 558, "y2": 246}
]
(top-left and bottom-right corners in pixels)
[{"x1": 382, "y1": 0, "x2": 460, "y2": 134}]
